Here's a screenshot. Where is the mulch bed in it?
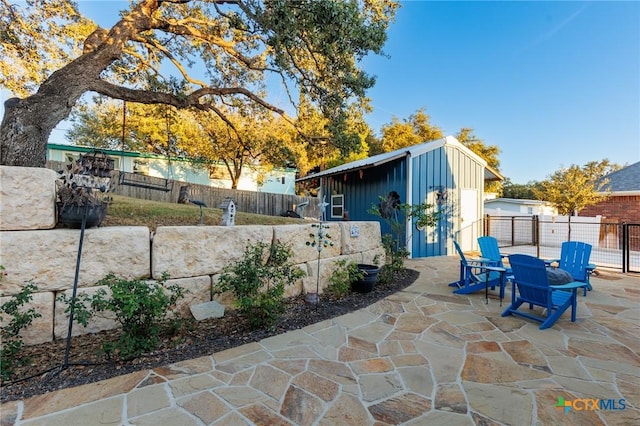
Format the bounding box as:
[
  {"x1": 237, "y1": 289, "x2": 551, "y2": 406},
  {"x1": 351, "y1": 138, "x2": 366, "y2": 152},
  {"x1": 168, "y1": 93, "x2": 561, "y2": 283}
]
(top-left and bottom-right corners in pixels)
[{"x1": 0, "y1": 268, "x2": 419, "y2": 403}]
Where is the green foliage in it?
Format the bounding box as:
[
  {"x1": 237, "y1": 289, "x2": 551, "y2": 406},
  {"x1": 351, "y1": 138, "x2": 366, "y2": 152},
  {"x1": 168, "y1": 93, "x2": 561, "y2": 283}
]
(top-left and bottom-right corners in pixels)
[
  {"x1": 214, "y1": 241, "x2": 305, "y2": 329},
  {"x1": 326, "y1": 260, "x2": 364, "y2": 299},
  {"x1": 533, "y1": 161, "x2": 614, "y2": 216},
  {"x1": 378, "y1": 235, "x2": 410, "y2": 284},
  {"x1": 534, "y1": 160, "x2": 620, "y2": 240},
  {"x1": 501, "y1": 178, "x2": 542, "y2": 199},
  {"x1": 56, "y1": 292, "x2": 94, "y2": 328},
  {"x1": 368, "y1": 195, "x2": 439, "y2": 280},
  {"x1": 1, "y1": 282, "x2": 42, "y2": 381},
  {"x1": 91, "y1": 273, "x2": 186, "y2": 358},
  {"x1": 379, "y1": 108, "x2": 443, "y2": 153},
  {"x1": 2, "y1": 0, "x2": 398, "y2": 168},
  {"x1": 369, "y1": 196, "x2": 441, "y2": 249}
]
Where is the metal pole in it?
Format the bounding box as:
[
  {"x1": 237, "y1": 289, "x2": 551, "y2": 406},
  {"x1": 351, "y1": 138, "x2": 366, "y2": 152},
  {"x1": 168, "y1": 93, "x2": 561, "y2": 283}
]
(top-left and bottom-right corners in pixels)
[
  {"x1": 622, "y1": 223, "x2": 628, "y2": 273},
  {"x1": 535, "y1": 215, "x2": 541, "y2": 259},
  {"x1": 64, "y1": 203, "x2": 88, "y2": 368}
]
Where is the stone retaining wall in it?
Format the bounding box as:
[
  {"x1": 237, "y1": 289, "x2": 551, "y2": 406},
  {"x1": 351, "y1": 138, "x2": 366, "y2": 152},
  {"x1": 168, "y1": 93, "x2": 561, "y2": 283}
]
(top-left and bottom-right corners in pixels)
[{"x1": 0, "y1": 166, "x2": 384, "y2": 345}]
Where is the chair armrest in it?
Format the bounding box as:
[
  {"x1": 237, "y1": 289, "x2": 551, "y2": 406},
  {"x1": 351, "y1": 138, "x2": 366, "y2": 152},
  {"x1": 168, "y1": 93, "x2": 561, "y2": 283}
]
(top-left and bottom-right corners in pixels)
[
  {"x1": 483, "y1": 266, "x2": 506, "y2": 272},
  {"x1": 550, "y1": 281, "x2": 587, "y2": 290},
  {"x1": 469, "y1": 257, "x2": 502, "y2": 267}
]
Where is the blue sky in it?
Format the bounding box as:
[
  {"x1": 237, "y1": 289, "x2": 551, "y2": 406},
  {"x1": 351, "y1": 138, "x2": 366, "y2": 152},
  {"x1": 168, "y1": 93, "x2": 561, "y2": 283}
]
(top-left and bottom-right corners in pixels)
[
  {"x1": 15, "y1": 1, "x2": 640, "y2": 184},
  {"x1": 361, "y1": 1, "x2": 640, "y2": 183}
]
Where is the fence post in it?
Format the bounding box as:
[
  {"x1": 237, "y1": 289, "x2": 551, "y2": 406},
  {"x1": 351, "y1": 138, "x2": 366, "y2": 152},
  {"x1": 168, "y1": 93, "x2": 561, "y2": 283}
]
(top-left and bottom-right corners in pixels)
[
  {"x1": 532, "y1": 215, "x2": 540, "y2": 257},
  {"x1": 622, "y1": 223, "x2": 628, "y2": 273},
  {"x1": 484, "y1": 214, "x2": 490, "y2": 236},
  {"x1": 511, "y1": 216, "x2": 516, "y2": 247}
]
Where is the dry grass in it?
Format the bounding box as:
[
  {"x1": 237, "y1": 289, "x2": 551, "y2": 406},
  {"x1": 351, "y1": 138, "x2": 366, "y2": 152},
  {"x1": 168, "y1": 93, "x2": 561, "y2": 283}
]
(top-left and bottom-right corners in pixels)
[{"x1": 100, "y1": 194, "x2": 309, "y2": 231}]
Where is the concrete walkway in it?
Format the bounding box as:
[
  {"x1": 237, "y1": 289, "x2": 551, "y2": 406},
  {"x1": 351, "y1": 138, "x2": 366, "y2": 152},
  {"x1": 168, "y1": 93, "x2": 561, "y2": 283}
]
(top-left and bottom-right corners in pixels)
[{"x1": 2, "y1": 256, "x2": 639, "y2": 425}]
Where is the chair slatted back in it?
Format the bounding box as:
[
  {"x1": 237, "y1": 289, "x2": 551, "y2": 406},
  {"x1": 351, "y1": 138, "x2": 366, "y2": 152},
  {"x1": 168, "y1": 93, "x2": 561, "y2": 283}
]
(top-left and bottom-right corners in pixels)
[
  {"x1": 508, "y1": 254, "x2": 551, "y2": 307},
  {"x1": 453, "y1": 240, "x2": 469, "y2": 267},
  {"x1": 455, "y1": 240, "x2": 502, "y2": 283},
  {"x1": 558, "y1": 241, "x2": 592, "y2": 282},
  {"x1": 478, "y1": 236, "x2": 504, "y2": 267}
]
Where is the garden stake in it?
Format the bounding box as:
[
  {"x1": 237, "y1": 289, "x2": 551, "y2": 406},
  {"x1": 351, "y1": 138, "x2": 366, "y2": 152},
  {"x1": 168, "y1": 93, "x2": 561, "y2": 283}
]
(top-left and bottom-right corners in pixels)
[{"x1": 64, "y1": 202, "x2": 88, "y2": 369}]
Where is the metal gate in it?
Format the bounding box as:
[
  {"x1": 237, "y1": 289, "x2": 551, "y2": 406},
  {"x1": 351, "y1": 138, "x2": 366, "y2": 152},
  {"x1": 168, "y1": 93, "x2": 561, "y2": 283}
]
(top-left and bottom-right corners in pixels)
[
  {"x1": 484, "y1": 216, "x2": 640, "y2": 273},
  {"x1": 623, "y1": 223, "x2": 640, "y2": 273}
]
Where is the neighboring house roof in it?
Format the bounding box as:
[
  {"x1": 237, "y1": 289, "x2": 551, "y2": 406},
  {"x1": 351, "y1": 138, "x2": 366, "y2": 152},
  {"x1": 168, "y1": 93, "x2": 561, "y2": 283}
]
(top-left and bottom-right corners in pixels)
[
  {"x1": 297, "y1": 136, "x2": 503, "y2": 182},
  {"x1": 47, "y1": 143, "x2": 297, "y2": 172},
  {"x1": 599, "y1": 161, "x2": 640, "y2": 194}
]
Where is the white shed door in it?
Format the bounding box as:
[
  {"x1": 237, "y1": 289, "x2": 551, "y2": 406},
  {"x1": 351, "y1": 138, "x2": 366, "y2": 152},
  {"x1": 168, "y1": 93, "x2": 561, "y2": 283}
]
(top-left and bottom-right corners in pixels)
[{"x1": 459, "y1": 188, "x2": 478, "y2": 251}]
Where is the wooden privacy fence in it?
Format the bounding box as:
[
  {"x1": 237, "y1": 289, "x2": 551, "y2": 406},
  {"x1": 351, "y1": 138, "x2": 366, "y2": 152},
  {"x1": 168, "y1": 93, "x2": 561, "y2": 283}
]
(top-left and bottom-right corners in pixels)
[{"x1": 46, "y1": 161, "x2": 320, "y2": 219}]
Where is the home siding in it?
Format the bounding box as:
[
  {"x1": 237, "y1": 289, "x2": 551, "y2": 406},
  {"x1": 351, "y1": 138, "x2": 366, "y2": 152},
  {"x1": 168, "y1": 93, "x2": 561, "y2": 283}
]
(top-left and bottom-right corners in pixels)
[
  {"x1": 324, "y1": 157, "x2": 408, "y2": 240},
  {"x1": 580, "y1": 195, "x2": 640, "y2": 224},
  {"x1": 410, "y1": 145, "x2": 484, "y2": 257}
]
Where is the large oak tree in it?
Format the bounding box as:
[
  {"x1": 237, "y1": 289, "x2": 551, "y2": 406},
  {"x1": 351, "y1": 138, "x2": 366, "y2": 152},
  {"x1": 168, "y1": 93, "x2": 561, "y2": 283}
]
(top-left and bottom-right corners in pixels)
[{"x1": 0, "y1": 0, "x2": 398, "y2": 167}]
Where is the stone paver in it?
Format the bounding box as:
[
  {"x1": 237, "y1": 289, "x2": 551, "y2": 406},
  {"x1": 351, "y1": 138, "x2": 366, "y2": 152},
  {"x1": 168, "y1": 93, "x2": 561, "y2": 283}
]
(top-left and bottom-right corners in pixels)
[{"x1": 2, "y1": 256, "x2": 639, "y2": 425}]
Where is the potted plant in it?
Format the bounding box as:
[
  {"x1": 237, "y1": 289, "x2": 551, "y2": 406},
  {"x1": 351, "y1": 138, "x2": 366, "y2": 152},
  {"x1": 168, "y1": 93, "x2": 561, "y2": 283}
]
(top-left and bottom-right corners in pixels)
[
  {"x1": 353, "y1": 263, "x2": 380, "y2": 293},
  {"x1": 56, "y1": 155, "x2": 112, "y2": 228}
]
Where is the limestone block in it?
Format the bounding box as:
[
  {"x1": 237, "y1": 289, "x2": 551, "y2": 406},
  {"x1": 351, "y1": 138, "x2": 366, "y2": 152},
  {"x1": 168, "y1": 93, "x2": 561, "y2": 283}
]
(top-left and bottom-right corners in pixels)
[
  {"x1": 166, "y1": 275, "x2": 211, "y2": 318},
  {"x1": 274, "y1": 224, "x2": 341, "y2": 264},
  {"x1": 0, "y1": 227, "x2": 150, "y2": 295},
  {"x1": 338, "y1": 221, "x2": 382, "y2": 255},
  {"x1": 191, "y1": 300, "x2": 225, "y2": 320},
  {"x1": 303, "y1": 256, "x2": 353, "y2": 294},
  {"x1": 211, "y1": 274, "x2": 235, "y2": 308},
  {"x1": 152, "y1": 225, "x2": 274, "y2": 279},
  {"x1": 0, "y1": 165, "x2": 57, "y2": 231},
  {"x1": 53, "y1": 286, "x2": 117, "y2": 339},
  {"x1": 284, "y1": 267, "x2": 304, "y2": 299},
  {"x1": 348, "y1": 247, "x2": 386, "y2": 267},
  {"x1": 0, "y1": 291, "x2": 54, "y2": 345}
]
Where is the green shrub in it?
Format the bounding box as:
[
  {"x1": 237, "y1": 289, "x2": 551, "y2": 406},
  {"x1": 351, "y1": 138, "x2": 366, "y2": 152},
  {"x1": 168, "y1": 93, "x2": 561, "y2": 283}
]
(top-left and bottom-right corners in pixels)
[
  {"x1": 214, "y1": 240, "x2": 305, "y2": 329},
  {"x1": 57, "y1": 291, "x2": 94, "y2": 328},
  {"x1": 378, "y1": 234, "x2": 410, "y2": 284},
  {"x1": 91, "y1": 273, "x2": 186, "y2": 358},
  {"x1": 0, "y1": 281, "x2": 41, "y2": 381},
  {"x1": 368, "y1": 195, "x2": 440, "y2": 282},
  {"x1": 326, "y1": 259, "x2": 363, "y2": 299}
]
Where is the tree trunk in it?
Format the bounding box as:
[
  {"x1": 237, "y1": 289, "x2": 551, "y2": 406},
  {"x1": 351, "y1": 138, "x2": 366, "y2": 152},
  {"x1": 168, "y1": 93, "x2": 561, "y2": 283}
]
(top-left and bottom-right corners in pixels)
[
  {"x1": 0, "y1": 0, "x2": 159, "y2": 168},
  {"x1": 0, "y1": 93, "x2": 75, "y2": 167},
  {"x1": 0, "y1": 53, "x2": 112, "y2": 167}
]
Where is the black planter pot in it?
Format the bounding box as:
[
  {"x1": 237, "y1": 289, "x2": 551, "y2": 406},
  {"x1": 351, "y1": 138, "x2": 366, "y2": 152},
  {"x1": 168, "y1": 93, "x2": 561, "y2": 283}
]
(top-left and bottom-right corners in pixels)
[
  {"x1": 352, "y1": 264, "x2": 380, "y2": 293},
  {"x1": 57, "y1": 202, "x2": 107, "y2": 229}
]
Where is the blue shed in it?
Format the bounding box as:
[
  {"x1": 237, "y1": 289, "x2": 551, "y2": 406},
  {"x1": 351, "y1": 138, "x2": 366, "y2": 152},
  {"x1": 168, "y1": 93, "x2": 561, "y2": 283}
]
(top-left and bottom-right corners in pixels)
[{"x1": 297, "y1": 136, "x2": 502, "y2": 257}]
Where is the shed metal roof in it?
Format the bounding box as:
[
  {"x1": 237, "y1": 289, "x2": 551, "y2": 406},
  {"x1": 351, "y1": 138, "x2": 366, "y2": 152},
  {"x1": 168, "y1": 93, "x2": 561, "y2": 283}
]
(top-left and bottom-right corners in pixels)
[{"x1": 297, "y1": 136, "x2": 503, "y2": 182}]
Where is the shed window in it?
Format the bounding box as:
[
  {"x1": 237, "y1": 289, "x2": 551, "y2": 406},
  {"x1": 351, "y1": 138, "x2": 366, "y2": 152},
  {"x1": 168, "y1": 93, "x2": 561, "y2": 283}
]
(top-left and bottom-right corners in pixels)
[{"x1": 331, "y1": 194, "x2": 344, "y2": 219}]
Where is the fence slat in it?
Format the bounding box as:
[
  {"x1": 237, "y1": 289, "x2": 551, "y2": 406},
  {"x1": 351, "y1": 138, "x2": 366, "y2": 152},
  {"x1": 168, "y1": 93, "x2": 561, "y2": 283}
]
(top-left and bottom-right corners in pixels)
[{"x1": 46, "y1": 161, "x2": 319, "y2": 219}]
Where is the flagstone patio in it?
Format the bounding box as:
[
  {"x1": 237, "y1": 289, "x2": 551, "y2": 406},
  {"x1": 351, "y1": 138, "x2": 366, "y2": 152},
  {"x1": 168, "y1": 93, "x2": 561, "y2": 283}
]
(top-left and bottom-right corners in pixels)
[{"x1": 1, "y1": 256, "x2": 638, "y2": 425}]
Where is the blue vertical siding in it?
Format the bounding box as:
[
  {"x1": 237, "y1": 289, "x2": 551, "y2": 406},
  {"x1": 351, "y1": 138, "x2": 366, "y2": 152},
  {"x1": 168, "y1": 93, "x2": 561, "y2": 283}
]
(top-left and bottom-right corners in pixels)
[
  {"x1": 322, "y1": 141, "x2": 486, "y2": 258},
  {"x1": 410, "y1": 146, "x2": 456, "y2": 257},
  {"x1": 324, "y1": 157, "x2": 408, "y2": 241}
]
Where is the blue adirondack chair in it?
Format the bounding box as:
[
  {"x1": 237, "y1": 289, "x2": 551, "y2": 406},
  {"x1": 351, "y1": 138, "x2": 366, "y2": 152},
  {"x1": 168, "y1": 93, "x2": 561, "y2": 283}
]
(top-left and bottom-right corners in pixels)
[
  {"x1": 503, "y1": 254, "x2": 584, "y2": 329},
  {"x1": 449, "y1": 240, "x2": 506, "y2": 302},
  {"x1": 477, "y1": 236, "x2": 513, "y2": 280},
  {"x1": 547, "y1": 241, "x2": 594, "y2": 296}
]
